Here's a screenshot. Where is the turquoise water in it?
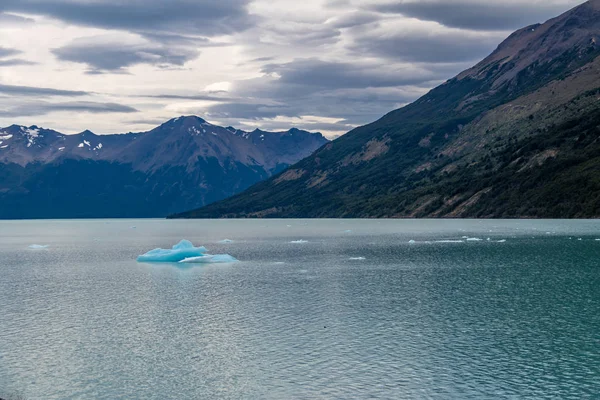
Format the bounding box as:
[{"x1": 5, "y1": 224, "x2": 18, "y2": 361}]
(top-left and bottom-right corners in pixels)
[{"x1": 0, "y1": 219, "x2": 599, "y2": 399}]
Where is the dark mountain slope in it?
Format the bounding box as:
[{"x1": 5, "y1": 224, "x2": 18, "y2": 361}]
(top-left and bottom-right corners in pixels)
[
  {"x1": 174, "y1": 0, "x2": 600, "y2": 219},
  {"x1": 0, "y1": 117, "x2": 328, "y2": 218}
]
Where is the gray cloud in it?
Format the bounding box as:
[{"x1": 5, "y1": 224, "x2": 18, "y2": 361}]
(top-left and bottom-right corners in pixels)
[
  {"x1": 351, "y1": 29, "x2": 505, "y2": 63},
  {"x1": 372, "y1": 1, "x2": 582, "y2": 31},
  {"x1": 0, "y1": 47, "x2": 21, "y2": 58},
  {"x1": 0, "y1": 84, "x2": 89, "y2": 97},
  {"x1": 52, "y1": 37, "x2": 201, "y2": 72},
  {"x1": 140, "y1": 93, "x2": 233, "y2": 102},
  {"x1": 260, "y1": 23, "x2": 342, "y2": 47},
  {"x1": 0, "y1": 59, "x2": 37, "y2": 66},
  {"x1": 0, "y1": 0, "x2": 255, "y2": 37},
  {"x1": 0, "y1": 101, "x2": 138, "y2": 117},
  {"x1": 0, "y1": 12, "x2": 34, "y2": 26},
  {"x1": 326, "y1": 11, "x2": 380, "y2": 29},
  {"x1": 261, "y1": 58, "x2": 444, "y2": 90},
  {"x1": 200, "y1": 58, "x2": 441, "y2": 126}
]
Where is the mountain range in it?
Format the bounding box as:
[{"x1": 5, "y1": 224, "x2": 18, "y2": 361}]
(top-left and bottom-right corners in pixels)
[
  {"x1": 174, "y1": 0, "x2": 600, "y2": 219},
  {"x1": 0, "y1": 116, "x2": 328, "y2": 218}
]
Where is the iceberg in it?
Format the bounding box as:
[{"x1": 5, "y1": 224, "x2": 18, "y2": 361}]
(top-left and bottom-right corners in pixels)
[
  {"x1": 408, "y1": 240, "x2": 416, "y2": 244},
  {"x1": 179, "y1": 254, "x2": 238, "y2": 264},
  {"x1": 137, "y1": 240, "x2": 208, "y2": 262},
  {"x1": 218, "y1": 239, "x2": 234, "y2": 244},
  {"x1": 349, "y1": 257, "x2": 366, "y2": 260},
  {"x1": 290, "y1": 240, "x2": 308, "y2": 244},
  {"x1": 29, "y1": 244, "x2": 49, "y2": 249},
  {"x1": 137, "y1": 240, "x2": 238, "y2": 264}
]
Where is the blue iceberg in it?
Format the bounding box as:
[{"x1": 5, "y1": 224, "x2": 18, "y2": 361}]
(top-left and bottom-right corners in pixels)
[
  {"x1": 137, "y1": 240, "x2": 208, "y2": 262},
  {"x1": 137, "y1": 240, "x2": 238, "y2": 264}
]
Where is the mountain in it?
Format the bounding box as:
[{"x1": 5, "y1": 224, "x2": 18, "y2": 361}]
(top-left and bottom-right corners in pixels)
[
  {"x1": 0, "y1": 116, "x2": 328, "y2": 219},
  {"x1": 173, "y1": 0, "x2": 600, "y2": 219}
]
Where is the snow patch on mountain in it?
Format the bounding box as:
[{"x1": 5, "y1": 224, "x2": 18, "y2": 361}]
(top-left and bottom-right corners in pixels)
[{"x1": 22, "y1": 127, "x2": 41, "y2": 148}]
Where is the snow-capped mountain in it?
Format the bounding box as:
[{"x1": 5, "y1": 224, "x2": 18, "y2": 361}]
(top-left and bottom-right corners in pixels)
[{"x1": 0, "y1": 116, "x2": 329, "y2": 218}]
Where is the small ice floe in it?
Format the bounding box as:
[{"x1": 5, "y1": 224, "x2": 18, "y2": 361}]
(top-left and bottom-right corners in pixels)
[
  {"x1": 349, "y1": 257, "x2": 366, "y2": 260},
  {"x1": 578, "y1": 238, "x2": 583, "y2": 241},
  {"x1": 130, "y1": 226, "x2": 137, "y2": 229},
  {"x1": 595, "y1": 239, "x2": 600, "y2": 241},
  {"x1": 436, "y1": 240, "x2": 464, "y2": 243},
  {"x1": 28, "y1": 244, "x2": 49, "y2": 249},
  {"x1": 408, "y1": 240, "x2": 417, "y2": 244},
  {"x1": 218, "y1": 239, "x2": 234, "y2": 244},
  {"x1": 343, "y1": 230, "x2": 352, "y2": 233},
  {"x1": 290, "y1": 240, "x2": 308, "y2": 244},
  {"x1": 487, "y1": 238, "x2": 491, "y2": 241},
  {"x1": 466, "y1": 238, "x2": 483, "y2": 242},
  {"x1": 497, "y1": 240, "x2": 507, "y2": 243},
  {"x1": 286, "y1": 225, "x2": 292, "y2": 228},
  {"x1": 137, "y1": 240, "x2": 236, "y2": 264}
]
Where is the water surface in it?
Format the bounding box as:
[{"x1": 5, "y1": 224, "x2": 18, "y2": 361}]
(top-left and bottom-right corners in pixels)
[{"x1": 0, "y1": 219, "x2": 599, "y2": 399}]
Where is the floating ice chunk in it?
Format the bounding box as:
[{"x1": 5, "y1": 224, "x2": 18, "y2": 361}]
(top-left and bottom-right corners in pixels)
[
  {"x1": 466, "y1": 238, "x2": 483, "y2": 242},
  {"x1": 436, "y1": 240, "x2": 464, "y2": 243},
  {"x1": 349, "y1": 257, "x2": 366, "y2": 260},
  {"x1": 595, "y1": 239, "x2": 600, "y2": 241},
  {"x1": 130, "y1": 226, "x2": 137, "y2": 229},
  {"x1": 179, "y1": 254, "x2": 238, "y2": 264},
  {"x1": 137, "y1": 240, "x2": 208, "y2": 263},
  {"x1": 343, "y1": 230, "x2": 352, "y2": 233},
  {"x1": 408, "y1": 240, "x2": 416, "y2": 244},
  {"x1": 29, "y1": 244, "x2": 49, "y2": 249},
  {"x1": 497, "y1": 240, "x2": 507, "y2": 243},
  {"x1": 290, "y1": 240, "x2": 308, "y2": 244},
  {"x1": 218, "y1": 239, "x2": 234, "y2": 244}
]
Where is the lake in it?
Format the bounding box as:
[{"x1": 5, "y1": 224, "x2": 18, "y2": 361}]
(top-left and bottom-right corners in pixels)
[{"x1": 0, "y1": 219, "x2": 599, "y2": 399}]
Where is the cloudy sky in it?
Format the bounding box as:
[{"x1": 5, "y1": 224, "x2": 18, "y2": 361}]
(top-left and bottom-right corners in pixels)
[{"x1": 0, "y1": 0, "x2": 585, "y2": 137}]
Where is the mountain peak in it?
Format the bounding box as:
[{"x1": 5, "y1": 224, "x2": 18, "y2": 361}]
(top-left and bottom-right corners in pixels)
[
  {"x1": 458, "y1": 0, "x2": 600, "y2": 87},
  {"x1": 165, "y1": 115, "x2": 207, "y2": 125}
]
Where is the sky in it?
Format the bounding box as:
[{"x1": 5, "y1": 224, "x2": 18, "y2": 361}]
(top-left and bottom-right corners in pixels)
[{"x1": 0, "y1": 0, "x2": 585, "y2": 137}]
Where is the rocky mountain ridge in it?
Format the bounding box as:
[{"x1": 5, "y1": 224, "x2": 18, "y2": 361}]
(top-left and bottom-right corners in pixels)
[{"x1": 0, "y1": 116, "x2": 328, "y2": 218}]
